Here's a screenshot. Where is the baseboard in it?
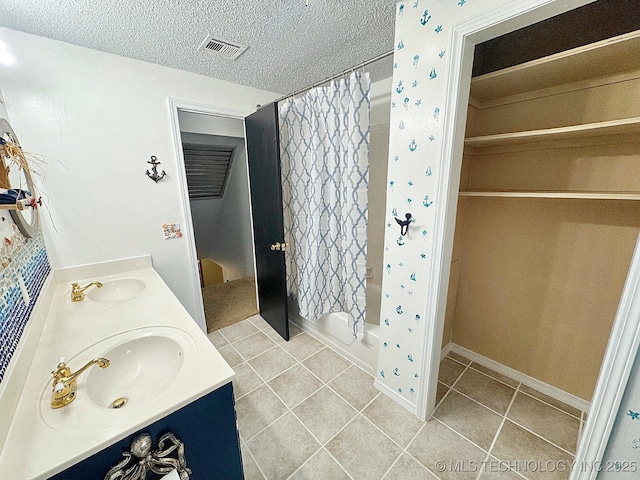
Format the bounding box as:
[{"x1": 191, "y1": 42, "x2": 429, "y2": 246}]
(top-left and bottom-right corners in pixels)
[
  {"x1": 448, "y1": 343, "x2": 591, "y2": 413},
  {"x1": 374, "y1": 379, "x2": 418, "y2": 416},
  {"x1": 441, "y1": 342, "x2": 453, "y2": 361}
]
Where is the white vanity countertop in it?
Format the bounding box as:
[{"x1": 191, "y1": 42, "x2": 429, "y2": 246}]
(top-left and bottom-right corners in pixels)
[{"x1": 0, "y1": 257, "x2": 235, "y2": 479}]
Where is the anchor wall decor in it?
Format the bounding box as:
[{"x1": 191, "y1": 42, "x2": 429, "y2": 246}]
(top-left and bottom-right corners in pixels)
[{"x1": 146, "y1": 156, "x2": 166, "y2": 183}]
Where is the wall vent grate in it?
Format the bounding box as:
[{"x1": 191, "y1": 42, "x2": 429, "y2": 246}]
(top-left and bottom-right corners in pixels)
[
  {"x1": 198, "y1": 35, "x2": 247, "y2": 60},
  {"x1": 182, "y1": 143, "x2": 236, "y2": 199}
]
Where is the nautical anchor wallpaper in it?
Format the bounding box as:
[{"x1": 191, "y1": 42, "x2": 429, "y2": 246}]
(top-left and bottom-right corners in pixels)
[{"x1": 376, "y1": 0, "x2": 478, "y2": 408}]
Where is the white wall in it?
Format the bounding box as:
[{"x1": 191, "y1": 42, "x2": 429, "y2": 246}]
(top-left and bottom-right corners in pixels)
[
  {"x1": 0, "y1": 28, "x2": 277, "y2": 325},
  {"x1": 370, "y1": 77, "x2": 392, "y2": 128},
  {"x1": 367, "y1": 77, "x2": 392, "y2": 288},
  {"x1": 180, "y1": 130, "x2": 255, "y2": 281},
  {"x1": 179, "y1": 111, "x2": 245, "y2": 138},
  {"x1": 367, "y1": 123, "x2": 389, "y2": 288},
  {"x1": 0, "y1": 87, "x2": 8, "y2": 119}
]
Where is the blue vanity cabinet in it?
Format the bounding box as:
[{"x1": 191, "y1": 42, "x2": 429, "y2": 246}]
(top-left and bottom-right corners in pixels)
[{"x1": 50, "y1": 382, "x2": 243, "y2": 479}]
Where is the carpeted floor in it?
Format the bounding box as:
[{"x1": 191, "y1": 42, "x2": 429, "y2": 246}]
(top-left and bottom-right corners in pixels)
[{"x1": 203, "y1": 276, "x2": 259, "y2": 333}]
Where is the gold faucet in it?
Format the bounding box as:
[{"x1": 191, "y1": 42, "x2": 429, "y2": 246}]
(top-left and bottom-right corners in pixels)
[
  {"x1": 70, "y1": 281, "x2": 103, "y2": 302},
  {"x1": 51, "y1": 357, "x2": 110, "y2": 409}
]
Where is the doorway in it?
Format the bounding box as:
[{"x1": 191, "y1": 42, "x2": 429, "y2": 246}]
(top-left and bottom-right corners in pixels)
[
  {"x1": 168, "y1": 103, "x2": 260, "y2": 334},
  {"x1": 419, "y1": 1, "x2": 640, "y2": 477}
]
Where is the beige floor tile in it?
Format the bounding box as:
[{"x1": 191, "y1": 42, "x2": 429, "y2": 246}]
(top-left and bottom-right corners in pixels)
[
  {"x1": 330, "y1": 365, "x2": 379, "y2": 410},
  {"x1": 508, "y1": 392, "x2": 580, "y2": 453},
  {"x1": 326, "y1": 415, "x2": 402, "y2": 480},
  {"x1": 247, "y1": 413, "x2": 321, "y2": 480},
  {"x1": 217, "y1": 344, "x2": 244, "y2": 367},
  {"x1": 281, "y1": 332, "x2": 325, "y2": 360},
  {"x1": 519, "y1": 385, "x2": 582, "y2": 418},
  {"x1": 290, "y1": 449, "x2": 350, "y2": 480},
  {"x1": 294, "y1": 387, "x2": 358, "y2": 444},
  {"x1": 232, "y1": 362, "x2": 264, "y2": 399},
  {"x1": 384, "y1": 454, "x2": 439, "y2": 480},
  {"x1": 492, "y1": 421, "x2": 573, "y2": 480},
  {"x1": 249, "y1": 315, "x2": 271, "y2": 330},
  {"x1": 363, "y1": 393, "x2": 425, "y2": 447},
  {"x1": 248, "y1": 346, "x2": 297, "y2": 381},
  {"x1": 480, "y1": 470, "x2": 526, "y2": 480},
  {"x1": 439, "y1": 357, "x2": 467, "y2": 386},
  {"x1": 470, "y1": 363, "x2": 519, "y2": 388},
  {"x1": 233, "y1": 331, "x2": 277, "y2": 360},
  {"x1": 220, "y1": 319, "x2": 260, "y2": 343},
  {"x1": 302, "y1": 347, "x2": 351, "y2": 382},
  {"x1": 235, "y1": 384, "x2": 288, "y2": 440},
  {"x1": 434, "y1": 390, "x2": 503, "y2": 450},
  {"x1": 268, "y1": 364, "x2": 323, "y2": 408},
  {"x1": 262, "y1": 325, "x2": 286, "y2": 344},
  {"x1": 479, "y1": 457, "x2": 527, "y2": 479},
  {"x1": 448, "y1": 351, "x2": 472, "y2": 365},
  {"x1": 241, "y1": 445, "x2": 265, "y2": 480},
  {"x1": 437, "y1": 381, "x2": 450, "y2": 406},
  {"x1": 454, "y1": 368, "x2": 517, "y2": 415},
  {"x1": 207, "y1": 330, "x2": 228, "y2": 349},
  {"x1": 408, "y1": 418, "x2": 487, "y2": 480},
  {"x1": 289, "y1": 322, "x2": 303, "y2": 337}
]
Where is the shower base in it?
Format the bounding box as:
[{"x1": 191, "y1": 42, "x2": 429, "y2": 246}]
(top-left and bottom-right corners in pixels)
[{"x1": 290, "y1": 311, "x2": 379, "y2": 375}]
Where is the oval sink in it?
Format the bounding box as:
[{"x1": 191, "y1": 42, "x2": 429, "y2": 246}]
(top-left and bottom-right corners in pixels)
[
  {"x1": 86, "y1": 335, "x2": 184, "y2": 408},
  {"x1": 87, "y1": 278, "x2": 145, "y2": 303},
  {"x1": 39, "y1": 327, "x2": 196, "y2": 433}
]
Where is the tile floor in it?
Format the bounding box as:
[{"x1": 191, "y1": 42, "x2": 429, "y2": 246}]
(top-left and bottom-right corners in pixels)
[{"x1": 207, "y1": 316, "x2": 587, "y2": 480}]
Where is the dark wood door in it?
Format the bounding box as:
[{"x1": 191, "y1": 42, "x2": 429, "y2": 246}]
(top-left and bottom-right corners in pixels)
[{"x1": 245, "y1": 103, "x2": 289, "y2": 341}]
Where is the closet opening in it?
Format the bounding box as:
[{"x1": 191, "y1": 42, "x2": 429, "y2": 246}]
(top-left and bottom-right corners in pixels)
[{"x1": 430, "y1": 0, "x2": 640, "y2": 473}]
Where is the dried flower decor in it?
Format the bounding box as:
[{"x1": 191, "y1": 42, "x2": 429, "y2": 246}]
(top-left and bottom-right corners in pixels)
[
  {"x1": 0, "y1": 137, "x2": 44, "y2": 191},
  {"x1": 0, "y1": 118, "x2": 48, "y2": 237}
]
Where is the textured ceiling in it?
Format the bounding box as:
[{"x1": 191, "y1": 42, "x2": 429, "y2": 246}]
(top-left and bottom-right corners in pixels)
[{"x1": 0, "y1": 0, "x2": 397, "y2": 95}]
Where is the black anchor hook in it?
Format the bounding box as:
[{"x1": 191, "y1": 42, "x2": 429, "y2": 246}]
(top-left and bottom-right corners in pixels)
[
  {"x1": 146, "y1": 155, "x2": 166, "y2": 183},
  {"x1": 395, "y1": 213, "x2": 412, "y2": 236}
]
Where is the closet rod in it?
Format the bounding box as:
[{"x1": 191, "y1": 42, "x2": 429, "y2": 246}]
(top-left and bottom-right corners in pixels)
[{"x1": 277, "y1": 49, "x2": 394, "y2": 103}]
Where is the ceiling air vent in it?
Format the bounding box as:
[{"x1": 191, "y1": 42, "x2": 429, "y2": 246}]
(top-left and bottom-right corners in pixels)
[{"x1": 198, "y1": 35, "x2": 247, "y2": 60}]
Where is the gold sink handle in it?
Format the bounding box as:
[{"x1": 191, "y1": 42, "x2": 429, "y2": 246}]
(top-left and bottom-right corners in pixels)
[
  {"x1": 70, "y1": 281, "x2": 103, "y2": 302},
  {"x1": 51, "y1": 356, "x2": 110, "y2": 409}
]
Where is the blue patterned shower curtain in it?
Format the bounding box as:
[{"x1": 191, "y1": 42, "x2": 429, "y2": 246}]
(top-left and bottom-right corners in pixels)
[{"x1": 279, "y1": 72, "x2": 370, "y2": 341}]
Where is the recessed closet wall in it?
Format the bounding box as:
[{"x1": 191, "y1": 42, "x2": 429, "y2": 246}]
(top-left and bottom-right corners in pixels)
[{"x1": 443, "y1": 32, "x2": 640, "y2": 402}]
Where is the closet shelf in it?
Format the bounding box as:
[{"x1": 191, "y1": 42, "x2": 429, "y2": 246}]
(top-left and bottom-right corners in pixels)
[
  {"x1": 464, "y1": 117, "x2": 640, "y2": 148},
  {"x1": 470, "y1": 31, "x2": 640, "y2": 102},
  {"x1": 459, "y1": 191, "x2": 640, "y2": 200}
]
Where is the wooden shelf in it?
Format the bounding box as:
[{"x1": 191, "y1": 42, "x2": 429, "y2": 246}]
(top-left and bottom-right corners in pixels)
[
  {"x1": 464, "y1": 117, "x2": 640, "y2": 148},
  {"x1": 459, "y1": 191, "x2": 640, "y2": 200},
  {"x1": 470, "y1": 31, "x2": 640, "y2": 102}
]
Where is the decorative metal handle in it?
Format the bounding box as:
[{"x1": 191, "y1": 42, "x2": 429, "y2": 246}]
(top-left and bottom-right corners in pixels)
[
  {"x1": 271, "y1": 243, "x2": 281, "y2": 251},
  {"x1": 281, "y1": 242, "x2": 289, "y2": 251}
]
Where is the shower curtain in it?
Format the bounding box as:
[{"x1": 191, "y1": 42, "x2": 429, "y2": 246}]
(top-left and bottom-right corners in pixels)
[{"x1": 279, "y1": 71, "x2": 370, "y2": 341}]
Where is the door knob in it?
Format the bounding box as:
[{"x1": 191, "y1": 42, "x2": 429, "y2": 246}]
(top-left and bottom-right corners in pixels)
[{"x1": 270, "y1": 242, "x2": 289, "y2": 251}]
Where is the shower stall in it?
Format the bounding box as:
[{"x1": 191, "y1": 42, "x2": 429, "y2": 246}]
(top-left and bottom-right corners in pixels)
[{"x1": 287, "y1": 77, "x2": 391, "y2": 374}]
